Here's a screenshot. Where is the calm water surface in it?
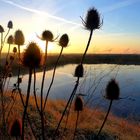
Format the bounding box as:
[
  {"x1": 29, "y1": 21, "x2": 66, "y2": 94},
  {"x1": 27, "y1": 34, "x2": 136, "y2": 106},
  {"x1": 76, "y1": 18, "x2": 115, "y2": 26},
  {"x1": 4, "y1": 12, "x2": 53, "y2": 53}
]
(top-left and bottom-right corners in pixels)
[{"x1": 9, "y1": 64, "x2": 140, "y2": 120}]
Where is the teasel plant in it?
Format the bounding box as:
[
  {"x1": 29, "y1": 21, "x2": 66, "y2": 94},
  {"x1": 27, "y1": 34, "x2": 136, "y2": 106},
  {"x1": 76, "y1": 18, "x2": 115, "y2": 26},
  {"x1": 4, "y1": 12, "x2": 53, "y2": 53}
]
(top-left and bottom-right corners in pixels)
[
  {"x1": 97, "y1": 79, "x2": 120, "y2": 137},
  {"x1": 73, "y1": 96, "x2": 83, "y2": 140},
  {"x1": 43, "y1": 33, "x2": 69, "y2": 111},
  {"x1": 14, "y1": 29, "x2": 25, "y2": 90},
  {"x1": 9, "y1": 119, "x2": 22, "y2": 140},
  {"x1": 0, "y1": 25, "x2": 4, "y2": 62},
  {"x1": 21, "y1": 42, "x2": 42, "y2": 140},
  {"x1": 54, "y1": 7, "x2": 102, "y2": 135},
  {"x1": 5, "y1": 35, "x2": 14, "y2": 62}
]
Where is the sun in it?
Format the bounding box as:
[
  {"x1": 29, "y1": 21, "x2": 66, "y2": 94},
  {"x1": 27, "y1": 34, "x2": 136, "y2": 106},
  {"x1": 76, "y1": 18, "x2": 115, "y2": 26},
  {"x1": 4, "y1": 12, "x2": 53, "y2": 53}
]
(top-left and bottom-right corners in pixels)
[{"x1": 27, "y1": 33, "x2": 55, "y2": 53}]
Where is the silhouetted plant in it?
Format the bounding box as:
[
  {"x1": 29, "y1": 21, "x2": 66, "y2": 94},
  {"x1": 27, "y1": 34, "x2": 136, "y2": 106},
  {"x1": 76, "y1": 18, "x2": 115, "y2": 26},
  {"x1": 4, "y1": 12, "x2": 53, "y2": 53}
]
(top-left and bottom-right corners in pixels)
[
  {"x1": 54, "y1": 7, "x2": 102, "y2": 135},
  {"x1": 22, "y1": 42, "x2": 42, "y2": 140},
  {"x1": 0, "y1": 25, "x2": 4, "y2": 60},
  {"x1": 74, "y1": 64, "x2": 84, "y2": 78},
  {"x1": 73, "y1": 96, "x2": 83, "y2": 140},
  {"x1": 43, "y1": 34, "x2": 69, "y2": 110},
  {"x1": 14, "y1": 30, "x2": 25, "y2": 90},
  {"x1": 6, "y1": 35, "x2": 14, "y2": 61},
  {"x1": 9, "y1": 119, "x2": 22, "y2": 140},
  {"x1": 97, "y1": 79, "x2": 120, "y2": 137}
]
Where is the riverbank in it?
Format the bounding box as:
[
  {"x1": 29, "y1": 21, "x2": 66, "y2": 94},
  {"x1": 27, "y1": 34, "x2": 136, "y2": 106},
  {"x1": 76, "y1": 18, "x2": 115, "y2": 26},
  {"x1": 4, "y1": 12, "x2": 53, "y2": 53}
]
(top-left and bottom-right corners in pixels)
[
  {"x1": 2, "y1": 92, "x2": 140, "y2": 140},
  {"x1": 1, "y1": 53, "x2": 140, "y2": 76}
]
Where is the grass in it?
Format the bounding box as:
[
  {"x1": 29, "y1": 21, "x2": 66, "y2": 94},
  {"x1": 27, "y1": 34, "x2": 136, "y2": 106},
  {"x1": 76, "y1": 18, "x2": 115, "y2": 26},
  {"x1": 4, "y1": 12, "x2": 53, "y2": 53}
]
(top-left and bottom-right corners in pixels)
[{"x1": 2, "y1": 92, "x2": 140, "y2": 140}]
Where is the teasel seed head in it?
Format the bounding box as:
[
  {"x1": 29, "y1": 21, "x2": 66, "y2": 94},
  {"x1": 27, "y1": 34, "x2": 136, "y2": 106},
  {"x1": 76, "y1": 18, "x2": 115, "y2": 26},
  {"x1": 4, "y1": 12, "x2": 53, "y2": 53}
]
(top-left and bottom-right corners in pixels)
[
  {"x1": 7, "y1": 35, "x2": 14, "y2": 44},
  {"x1": 74, "y1": 96, "x2": 84, "y2": 111},
  {"x1": 59, "y1": 34, "x2": 69, "y2": 47},
  {"x1": 83, "y1": 7, "x2": 103, "y2": 31},
  {"x1": 22, "y1": 42, "x2": 42, "y2": 68},
  {"x1": 9, "y1": 119, "x2": 22, "y2": 137},
  {"x1": 7, "y1": 21, "x2": 13, "y2": 29},
  {"x1": 41, "y1": 30, "x2": 53, "y2": 41},
  {"x1": 105, "y1": 79, "x2": 120, "y2": 100},
  {"x1": 14, "y1": 30, "x2": 25, "y2": 45},
  {"x1": 0, "y1": 25, "x2": 4, "y2": 33},
  {"x1": 13, "y1": 47, "x2": 17, "y2": 53},
  {"x1": 74, "y1": 64, "x2": 84, "y2": 77}
]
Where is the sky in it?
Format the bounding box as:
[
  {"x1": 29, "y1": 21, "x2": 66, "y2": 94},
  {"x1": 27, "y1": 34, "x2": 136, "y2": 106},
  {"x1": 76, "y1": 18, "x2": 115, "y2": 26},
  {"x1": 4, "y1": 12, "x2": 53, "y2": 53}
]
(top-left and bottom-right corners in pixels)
[{"x1": 0, "y1": 0, "x2": 140, "y2": 54}]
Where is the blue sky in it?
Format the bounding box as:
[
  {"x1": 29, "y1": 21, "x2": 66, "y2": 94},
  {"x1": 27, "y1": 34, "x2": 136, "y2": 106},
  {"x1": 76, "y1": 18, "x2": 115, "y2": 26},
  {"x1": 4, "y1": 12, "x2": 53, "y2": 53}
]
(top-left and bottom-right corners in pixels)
[{"x1": 0, "y1": 0, "x2": 140, "y2": 54}]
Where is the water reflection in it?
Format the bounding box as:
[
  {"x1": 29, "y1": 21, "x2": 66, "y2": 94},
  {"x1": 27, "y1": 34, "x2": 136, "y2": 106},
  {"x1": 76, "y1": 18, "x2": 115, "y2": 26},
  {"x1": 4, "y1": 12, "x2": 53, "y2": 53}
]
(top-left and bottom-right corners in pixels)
[{"x1": 9, "y1": 64, "x2": 140, "y2": 120}]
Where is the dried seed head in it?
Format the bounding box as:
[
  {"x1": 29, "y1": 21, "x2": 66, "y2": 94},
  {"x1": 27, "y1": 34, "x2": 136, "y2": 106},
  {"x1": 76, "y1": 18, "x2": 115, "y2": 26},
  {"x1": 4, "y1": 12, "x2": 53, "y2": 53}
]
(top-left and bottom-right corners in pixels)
[
  {"x1": 14, "y1": 30, "x2": 25, "y2": 45},
  {"x1": 74, "y1": 96, "x2": 84, "y2": 111},
  {"x1": 7, "y1": 35, "x2": 14, "y2": 44},
  {"x1": 0, "y1": 25, "x2": 4, "y2": 33},
  {"x1": 18, "y1": 78, "x2": 22, "y2": 83},
  {"x1": 105, "y1": 79, "x2": 120, "y2": 100},
  {"x1": 13, "y1": 47, "x2": 17, "y2": 53},
  {"x1": 10, "y1": 55, "x2": 14, "y2": 61},
  {"x1": 8, "y1": 73, "x2": 13, "y2": 78},
  {"x1": 22, "y1": 42, "x2": 42, "y2": 68},
  {"x1": 59, "y1": 34, "x2": 69, "y2": 47},
  {"x1": 9, "y1": 119, "x2": 22, "y2": 137},
  {"x1": 84, "y1": 7, "x2": 102, "y2": 31},
  {"x1": 7, "y1": 21, "x2": 13, "y2": 29},
  {"x1": 42, "y1": 30, "x2": 53, "y2": 41},
  {"x1": 74, "y1": 64, "x2": 84, "y2": 77}
]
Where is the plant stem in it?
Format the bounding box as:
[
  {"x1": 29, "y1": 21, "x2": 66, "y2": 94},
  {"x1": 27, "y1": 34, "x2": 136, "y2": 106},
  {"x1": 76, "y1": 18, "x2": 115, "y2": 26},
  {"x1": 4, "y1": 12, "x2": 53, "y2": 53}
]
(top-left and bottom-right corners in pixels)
[
  {"x1": 80, "y1": 30, "x2": 93, "y2": 65},
  {"x1": 3, "y1": 28, "x2": 10, "y2": 44},
  {"x1": 5, "y1": 44, "x2": 10, "y2": 62},
  {"x1": 73, "y1": 111, "x2": 79, "y2": 140},
  {"x1": 43, "y1": 47, "x2": 63, "y2": 110},
  {"x1": 97, "y1": 100, "x2": 113, "y2": 137},
  {"x1": 22, "y1": 68, "x2": 32, "y2": 140},
  {"x1": 54, "y1": 78, "x2": 79, "y2": 137},
  {"x1": 40, "y1": 40, "x2": 48, "y2": 140},
  {"x1": 17, "y1": 45, "x2": 21, "y2": 89}
]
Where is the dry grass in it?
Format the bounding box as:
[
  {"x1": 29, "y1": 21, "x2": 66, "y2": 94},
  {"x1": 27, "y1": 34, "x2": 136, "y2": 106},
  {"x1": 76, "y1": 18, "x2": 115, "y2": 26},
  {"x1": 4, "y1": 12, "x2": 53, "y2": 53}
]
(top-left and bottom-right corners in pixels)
[{"x1": 1, "y1": 92, "x2": 140, "y2": 140}]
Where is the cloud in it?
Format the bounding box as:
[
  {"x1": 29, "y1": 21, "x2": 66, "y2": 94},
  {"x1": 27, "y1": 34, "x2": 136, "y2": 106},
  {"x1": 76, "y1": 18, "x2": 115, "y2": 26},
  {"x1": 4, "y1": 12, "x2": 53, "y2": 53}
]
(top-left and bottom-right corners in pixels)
[{"x1": 1, "y1": 0, "x2": 82, "y2": 27}]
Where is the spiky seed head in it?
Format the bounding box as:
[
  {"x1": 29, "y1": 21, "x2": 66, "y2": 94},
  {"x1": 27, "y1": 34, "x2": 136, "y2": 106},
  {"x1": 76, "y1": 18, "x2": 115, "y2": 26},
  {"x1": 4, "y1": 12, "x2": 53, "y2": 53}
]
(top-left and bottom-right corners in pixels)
[
  {"x1": 7, "y1": 35, "x2": 14, "y2": 44},
  {"x1": 59, "y1": 34, "x2": 69, "y2": 47},
  {"x1": 8, "y1": 73, "x2": 13, "y2": 78},
  {"x1": 42, "y1": 30, "x2": 53, "y2": 41},
  {"x1": 9, "y1": 119, "x2": 22, "y2": 137},
  {"x1": 14, "y1": 30, "x2": 25, "y2": 45},
  {"x1": 105, "y1": 79, "x2": 120, "y2": 100},
  {"x1": 74, "y1": 96, "x2": 84, "y2": 111},
  {"x1": 13, "y1": 47, "x2": 17, "y2": 53},
  {"x1": 84, "y1": 7, "x2": 102, "y2": 31},
  {"x1": 22, "y1": 42, "x2": 42, "y2": 68},
  {"x1": 10, "y1": 55, "x2": 14, "y2": 61},
  {"x1": 18, "y1": 78, "x2": 22, "y2": 83},
  {"x1": 0, "y1": 25, "x2": 4, "y2": 33},
  {"x1": 7, "y1": 21, "x2": 13, "y2": 29},
  {"x1": 74, "y1": 64, "x2": 84, "y2": 77}
]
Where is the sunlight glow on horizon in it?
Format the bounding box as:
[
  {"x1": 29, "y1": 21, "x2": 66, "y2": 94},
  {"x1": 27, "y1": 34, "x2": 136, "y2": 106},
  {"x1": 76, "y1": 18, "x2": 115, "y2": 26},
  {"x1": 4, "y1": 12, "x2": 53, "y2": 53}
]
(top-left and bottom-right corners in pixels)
[{"x1": 0, "y1": 0, "x2": 140, "y2": 54}]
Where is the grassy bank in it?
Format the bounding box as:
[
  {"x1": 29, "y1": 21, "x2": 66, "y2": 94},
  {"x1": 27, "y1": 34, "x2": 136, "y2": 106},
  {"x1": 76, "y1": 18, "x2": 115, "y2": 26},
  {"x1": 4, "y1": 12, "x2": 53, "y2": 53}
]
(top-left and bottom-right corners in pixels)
[
  {"x1": 1, "y1": 53, "x2": 140, "y2": 76},
  {"x1": 2, "y1": 92, "x2": 140, "y2": 140}
]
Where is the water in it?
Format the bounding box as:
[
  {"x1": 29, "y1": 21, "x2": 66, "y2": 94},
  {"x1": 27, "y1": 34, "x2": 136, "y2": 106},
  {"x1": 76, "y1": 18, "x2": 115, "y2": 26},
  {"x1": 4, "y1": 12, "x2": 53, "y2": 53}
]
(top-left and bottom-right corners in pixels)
[{"x1": 8, "y1": 64, "x2": 140, "y2": 121}]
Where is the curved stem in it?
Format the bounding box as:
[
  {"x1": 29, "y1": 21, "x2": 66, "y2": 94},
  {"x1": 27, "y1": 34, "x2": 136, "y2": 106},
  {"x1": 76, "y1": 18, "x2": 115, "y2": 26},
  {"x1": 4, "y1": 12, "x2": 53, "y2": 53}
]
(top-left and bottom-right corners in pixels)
[
  {"x1": 97, "y1": 100, "x2": 113, "y2": 137},
  {"x1": 73, "y1": 111, "x2": 79, "y2": 140},
  {"x1": 80, "y1": 30, "x2": 93, "y2": 65},
  {"x1": 22, "y1": 68, "x2": 32, "y2": 140},
  {"x1": 43, "y1": 47, "x2": 64, "y2": 110},
  {"x1": 3, "y1": 28, "x2": 10, "y2": 44},
  {"x1": 17, "y1": 45, "x2": 21, "y2": 88}
]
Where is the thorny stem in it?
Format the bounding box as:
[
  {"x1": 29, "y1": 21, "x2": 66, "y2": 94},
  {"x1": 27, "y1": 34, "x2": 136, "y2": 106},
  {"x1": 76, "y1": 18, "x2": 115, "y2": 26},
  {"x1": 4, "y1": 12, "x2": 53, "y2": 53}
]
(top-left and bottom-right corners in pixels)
[
  {"x1": 43, "y1": 47, "x2": 64, "y2": 111},
  {"x1": 54, "y1": 78, "x2": 80, "y2": 137},
  {"x1": 22, "y1": 68, "x2": 32, "y2": 140},
  {"x1": 97, "y1": 100, "x2": 113, "y2": 137},
  {"x1": 73, "y1": 111, "x2": 79, "y2": 140}
]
